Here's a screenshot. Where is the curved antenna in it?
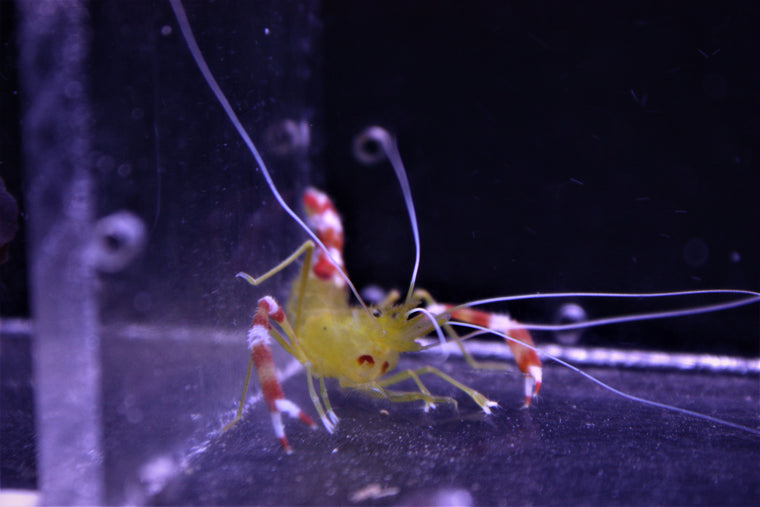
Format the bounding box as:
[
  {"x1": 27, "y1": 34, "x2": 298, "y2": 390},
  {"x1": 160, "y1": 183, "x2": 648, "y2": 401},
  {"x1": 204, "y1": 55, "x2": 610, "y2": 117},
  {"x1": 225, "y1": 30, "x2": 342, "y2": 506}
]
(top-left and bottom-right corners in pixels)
[
  {"x1": 451, "y1": 320, "x2": 760, "y2": 437},
  {"x1": 447, "y1": 289, "x2": 760, "y2": 333},
  {"x1": 169, "y1": 0, "x2": 371, "y2": 314},
  {"x1": 354, "y1": 127, "x2": 421, "y2": 304},
  {"x1": 407, "y1": 307, "x2": 449, "y2": 360}
]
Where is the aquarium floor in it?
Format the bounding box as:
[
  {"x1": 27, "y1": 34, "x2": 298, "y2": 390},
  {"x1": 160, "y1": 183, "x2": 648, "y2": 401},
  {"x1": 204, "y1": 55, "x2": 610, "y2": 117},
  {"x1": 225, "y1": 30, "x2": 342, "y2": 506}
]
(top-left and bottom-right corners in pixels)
[{"x1": 151, "y1": 356, "x2": 759, "y2": 506}]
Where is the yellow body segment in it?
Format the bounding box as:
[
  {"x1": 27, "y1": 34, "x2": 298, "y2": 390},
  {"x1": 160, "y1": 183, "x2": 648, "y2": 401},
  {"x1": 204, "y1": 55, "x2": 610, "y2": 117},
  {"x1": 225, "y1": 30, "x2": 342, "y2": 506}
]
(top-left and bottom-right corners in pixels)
[
  {"x1": 286, "y1": 274, "x2": 425, "y2": 386},
  {"x1": 227, "y1": 218, "x2": 507, "y2": 443}
]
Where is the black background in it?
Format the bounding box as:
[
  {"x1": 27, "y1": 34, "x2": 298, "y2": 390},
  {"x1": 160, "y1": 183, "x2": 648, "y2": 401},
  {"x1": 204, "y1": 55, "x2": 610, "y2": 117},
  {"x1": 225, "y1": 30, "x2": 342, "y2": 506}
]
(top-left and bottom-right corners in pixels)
[
  {"x1": 321, "y1": 1, "x2": 760, "y2": 355},
  {"x1": 2, "y1": 2, "x2": 759, "y2": 351}
]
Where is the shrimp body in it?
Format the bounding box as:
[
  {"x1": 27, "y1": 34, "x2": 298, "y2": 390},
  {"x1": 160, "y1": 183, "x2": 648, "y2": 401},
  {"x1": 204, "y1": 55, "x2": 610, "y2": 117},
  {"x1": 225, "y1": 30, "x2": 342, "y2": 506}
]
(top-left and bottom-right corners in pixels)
[
  {"x1": 286, "y1": 278, "x2": 425, "y2": 386},
  {"x1": 227, "y1": 188, "x2": 537, "y2": 451},
  {"x1": 169, "y1": 0, "x2": 759, "y2": 454},
  {"x1": 167, "y1": 0, "x2": 541, "y2": 451},
  {"x1": 286, "y1": 187, "x2": 429, "y2": 386}
]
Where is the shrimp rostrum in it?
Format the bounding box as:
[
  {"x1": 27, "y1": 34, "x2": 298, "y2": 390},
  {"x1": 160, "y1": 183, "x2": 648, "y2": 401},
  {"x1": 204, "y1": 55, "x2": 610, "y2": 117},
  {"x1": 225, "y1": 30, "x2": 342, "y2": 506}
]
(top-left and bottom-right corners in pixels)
[{"x1": 226, "y1": 181, "x2": 542, "y2": 453}]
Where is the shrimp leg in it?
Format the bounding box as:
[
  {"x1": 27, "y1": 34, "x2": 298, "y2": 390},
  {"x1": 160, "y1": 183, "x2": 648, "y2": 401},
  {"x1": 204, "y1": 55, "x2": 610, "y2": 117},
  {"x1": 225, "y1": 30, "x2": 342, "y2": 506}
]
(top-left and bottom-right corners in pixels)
[
  {"x1": 427, "y1": 300, "x2": 542, "y2": 407},
  {"x1": 375, "y1": 366, "x2": 498, "y2": 414},
  {"x1": 226, "y1": 296, "x2": 315, "y2": 453}
]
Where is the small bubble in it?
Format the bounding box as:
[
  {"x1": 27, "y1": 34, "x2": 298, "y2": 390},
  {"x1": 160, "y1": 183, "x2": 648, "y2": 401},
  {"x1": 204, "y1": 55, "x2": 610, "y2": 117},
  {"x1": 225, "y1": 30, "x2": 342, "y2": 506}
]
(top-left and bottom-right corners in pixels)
[
  {"x1": 264, "y1": 119, "x2": 309, "y2": 155},
  {"x1": 729, "y1": 251, "x2": 741, "y2": 263},
  {"x1": 554, "y1": 303, "x2": 587, "y2": 345},
  {"x1": 93, "y1": 211, "x2": 147, "y2": 272},
  {"x1": 161, "y1": 25, "x2": 172, "y2": 36},
  {"x1": 353, "y1": 126, "x2": 390, "y2": 165}
]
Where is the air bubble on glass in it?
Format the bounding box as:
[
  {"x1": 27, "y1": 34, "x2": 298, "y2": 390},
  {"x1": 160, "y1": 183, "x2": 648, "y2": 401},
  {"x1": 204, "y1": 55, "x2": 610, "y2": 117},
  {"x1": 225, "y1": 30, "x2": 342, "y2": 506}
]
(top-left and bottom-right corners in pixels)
[
  {"x1": 353, "y1": 126, "x2": 390, "y2": 165},
  {"x1": 90, "y1": 211, "x2": 147, "y2": 273},
  {"x1": 553, "y1": 302, "x2": 588, "y2": 345},
  {"x1": 264, "y1": 119, "x2": 310, "y2": 156}
]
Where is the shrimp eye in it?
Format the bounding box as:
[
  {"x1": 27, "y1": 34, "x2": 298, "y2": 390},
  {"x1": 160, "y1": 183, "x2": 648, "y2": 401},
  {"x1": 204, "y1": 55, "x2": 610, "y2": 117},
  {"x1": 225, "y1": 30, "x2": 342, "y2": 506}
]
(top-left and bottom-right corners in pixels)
[
  {"x1": 357, "y1": 355, "x2": 375, "y2": 366},
  {"x1": 372, "y1": 309, "x2": 382, "y2": 317}
]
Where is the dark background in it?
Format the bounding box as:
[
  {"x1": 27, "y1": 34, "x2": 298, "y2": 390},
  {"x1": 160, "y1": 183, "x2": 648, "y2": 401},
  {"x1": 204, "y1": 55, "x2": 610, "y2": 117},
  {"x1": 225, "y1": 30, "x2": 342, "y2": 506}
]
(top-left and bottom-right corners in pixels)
[
  {"x1": 320, "y1": 1, "x2": 760, "y2": 356},
  {"x1": 1, "y1": 0, "x2": 759, "y2": 501},
  {"x1": 2, "y1": 2, "x2": 759, "y2": 347},
  {"x1": 0, "y1": 0, "x2": 26, "y2": 317}
]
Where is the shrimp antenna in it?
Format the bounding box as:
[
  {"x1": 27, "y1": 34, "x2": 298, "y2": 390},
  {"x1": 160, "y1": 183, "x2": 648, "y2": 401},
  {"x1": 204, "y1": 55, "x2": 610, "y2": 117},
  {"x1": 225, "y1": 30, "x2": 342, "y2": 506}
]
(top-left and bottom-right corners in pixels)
[
  {"x1": 355, "y1": 127, "x2": 421, "y2": 304},
  {"x1": 451, "y1": 321, "x2": 760, "y2": 437},
  {"x1": 451, "y1": 289, "x2": 760, "y2": 332},
  {"x1": 169, "y1": 0, "x2": 371, "y2": 314}
]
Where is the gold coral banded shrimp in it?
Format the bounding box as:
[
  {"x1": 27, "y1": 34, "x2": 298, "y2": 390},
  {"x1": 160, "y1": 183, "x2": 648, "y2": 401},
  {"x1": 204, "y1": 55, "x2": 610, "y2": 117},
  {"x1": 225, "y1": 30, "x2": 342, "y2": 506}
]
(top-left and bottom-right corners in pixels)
[
  {"x1": 168, "y1": 0, "x2": 760, "y2": 452},
  {"x1": 225, "y1": 183, "x2": 543, "y2": 452}
]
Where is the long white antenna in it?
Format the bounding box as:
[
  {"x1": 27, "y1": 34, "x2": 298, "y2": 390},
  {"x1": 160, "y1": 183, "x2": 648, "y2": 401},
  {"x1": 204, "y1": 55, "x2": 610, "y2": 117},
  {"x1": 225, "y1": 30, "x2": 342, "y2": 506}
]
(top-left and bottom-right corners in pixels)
[
  {"x1": 355, "y1": 126, "x2": 421, "y2": 304},
  {"x1": 169, "y1": 0, "x2": 370, "y2": 313},
  {"x1": 449, "y1": 320, "x2": 760, "y2": 437},
  {"x1": 452, "y1": 289, "x2": 760, "y2": 332}
]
